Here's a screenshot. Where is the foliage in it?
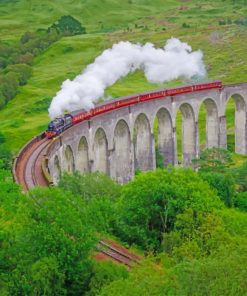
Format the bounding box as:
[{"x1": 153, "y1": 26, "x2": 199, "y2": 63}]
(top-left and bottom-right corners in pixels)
[
  {"x1": 1, "y1": 185, "x2": 96, "y2": 295},
  {"x1": 49, "y1": 15, "x2": 86, "y2": 36},
  {"x1": 234, "y1": 160, "x2": 247, "y2": 191},
  {"x1": 58, "y1": 172, "x2": 121, "y2": 234},
  {"x1": 155, "y1": 147, "x2": 164, "y2": 169},
  {"x1": 234, "y1": 192, "x2": 247, "y2": 212},
  {"x1": 193, "y1": 147, "x2": 233, "y2": 172},
  {"x1": 6, "y1": 64, "x2": 32, "y2": 86},
  {"x1": 199, "y1": 171, "x2": 235, "y2": 207},
  {"x1": 86, "y1": 260, "x2": 128, "y2": 296},
  {"x1": 163, "y1": 209, "x2": 231, "y2": 259},
  {"x1": 59, "y1": 171, "x2": 121, "y2": 202},
  {"x1": 116, "y1": 168, "x2": 222, "y2": 251},
  {"x1": 0, "y1": 145, "x2": 12, "y2": 170}
]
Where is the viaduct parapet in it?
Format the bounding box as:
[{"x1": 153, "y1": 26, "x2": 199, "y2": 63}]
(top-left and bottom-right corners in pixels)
[{"x1": 46, "y1": 83, "x2": 247, "y2": 184}]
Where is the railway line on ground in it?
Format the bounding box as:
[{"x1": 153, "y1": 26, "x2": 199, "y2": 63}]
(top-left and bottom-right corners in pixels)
[{"x1": 13, "y1": 135, "x2": 141, "y2": 267}]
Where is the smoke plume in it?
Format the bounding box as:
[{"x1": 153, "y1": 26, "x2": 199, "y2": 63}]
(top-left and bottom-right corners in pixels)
[{"x1": 48, "y1": 38, "x2": 206, "y2": 118}]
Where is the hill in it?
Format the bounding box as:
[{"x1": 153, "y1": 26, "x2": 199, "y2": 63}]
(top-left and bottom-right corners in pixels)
[{"x1": 0, "y1": 0, "x2": 247, "y2": 154}]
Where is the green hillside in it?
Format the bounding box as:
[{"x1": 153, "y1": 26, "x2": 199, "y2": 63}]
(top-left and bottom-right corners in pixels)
[{"x1": 0, "y1": 0, "x2": 247, "y2": 153}]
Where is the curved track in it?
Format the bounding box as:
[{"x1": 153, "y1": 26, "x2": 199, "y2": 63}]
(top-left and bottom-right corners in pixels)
[{"x1": 14, "y1": 136, "x2": 51, "y2": 192}]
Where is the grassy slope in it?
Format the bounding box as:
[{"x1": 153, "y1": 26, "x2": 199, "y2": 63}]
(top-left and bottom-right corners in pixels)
[{"x1": 0, "y1": 0, "x2": 247, "y2": 158}]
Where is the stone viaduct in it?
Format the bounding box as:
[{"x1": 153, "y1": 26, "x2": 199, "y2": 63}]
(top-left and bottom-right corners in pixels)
[{"x1": 46, "y1": 83, "x2": 247, "y2": 184}]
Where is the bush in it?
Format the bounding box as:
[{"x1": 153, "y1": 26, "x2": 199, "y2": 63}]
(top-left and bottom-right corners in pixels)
[
  {"x1": 6, "y1": 64, "x2": 32, "y2": 85},
  {"x1": 49, "y1": 15, "x2": 86, "y2": 36},
  {"x1": 0, "y1": 72, "x2": 19, "y2": 101},
  {"x1": 234, "y1": 192, "x2": 247, "y2": 212},
  {"x1": 234, "y1": 161, "x2": 247, "y2": 191},
  {"x1": 59, "y1": 171, "x2": 121, "y2": 202},
  {"x1": 199, "y1": 171, "x2": 235, "y2": 207}
]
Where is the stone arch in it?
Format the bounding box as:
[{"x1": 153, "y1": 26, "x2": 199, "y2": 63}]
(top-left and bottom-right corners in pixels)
[
  {"x1": 113, "y1": 119, "x2": 132, "y2": 183},
  {"x1": 226, "y1": 94, "x2": 247, "y2": 154},
  {"x1": 53, "y1": 155, "x2": 61, "y2": 185},
  {"x1": 177, "y1": 103, "x2": 196, "y2": 166},
  {"x1": 155, "y1": 108, "x2": 174, "y2": 165},
  {"x1": 93, "y1": 128, "x2": 108, "y2": 173},
  {"x1": 77, "y1": 136, "x2": 89, "y2": 173},
  {"x1": 133, "y1": 113, "x2": 153, "y2": 171},
  {"x1": 64, "y1": 145, "x2": 75, "y2": 173},
  {"x1": 199, "y1": 98, "x2": 219, "y2": 149}
]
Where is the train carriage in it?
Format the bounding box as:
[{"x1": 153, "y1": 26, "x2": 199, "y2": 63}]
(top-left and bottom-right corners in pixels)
[{"x1": 46, "y1": 81, "x2": 222, "y2": 138}]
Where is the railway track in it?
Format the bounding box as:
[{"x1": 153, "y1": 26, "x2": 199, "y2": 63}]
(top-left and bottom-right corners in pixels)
[
  {"x1": 97, "y1": 240, "x2": 141, "y2": 268},
  {"x1": 14, "y1": 135, "x2": 51, "y2": 192}
]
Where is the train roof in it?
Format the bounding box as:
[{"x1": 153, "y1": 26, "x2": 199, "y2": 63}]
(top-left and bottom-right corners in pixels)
[
  {"x1": 94, "y1": 80, "x2": 222, "y2": 107},
  {"x1": 62, "y1": 80, "x2": 222, "y2": 117}
]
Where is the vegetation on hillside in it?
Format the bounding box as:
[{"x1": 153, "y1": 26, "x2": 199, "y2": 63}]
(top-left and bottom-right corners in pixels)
[
  {"x1": 0, "y1": 0, "x2": 246, "y2": 152},
  {"x1": 1, "y1": 150, "x2": 247, "y2": 294}
]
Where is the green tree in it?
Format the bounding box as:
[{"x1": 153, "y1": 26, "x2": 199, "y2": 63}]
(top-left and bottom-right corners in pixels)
[
  {"x1": 59, "y1": 171, "x2": 121, "y2": 202},
  {"x1": 6, "y1": 64, "x2": 32, "y2": 85},
  {"x1": 50, "y1": 15, "x2": 86, "y2": 36},
  {"x1": 199, "y1": 171, "x2": 235, "y2": 207},
  {"x1": 234, "y1": 192, "x2": 247, "y2": 211},
  {"x1": 30, "y1": 257, "x2": 66, "y2": 296},
  {"x1": 87, "y1": 261, "x2": 128, "y2": 296},
  {"x1": 234, "y1": 160, "x2": 247, "y2": 191},
  {"x1": 117, "y1": 168, "x2": 222, "y2": 251},
  {"x1": 193, "y1": 147, "x2": 233, "y2": 172},
  {"x1": 0, "y1": 72, "x2": 19, "y2": 101},
  {"x1": 1, "y1": 186, "x2": 96, "y2": 295}
]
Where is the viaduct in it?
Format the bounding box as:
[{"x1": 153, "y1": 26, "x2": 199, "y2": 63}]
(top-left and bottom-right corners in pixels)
[{"x1": 46, "y1": 83, "x2": 247, "y2": 184}]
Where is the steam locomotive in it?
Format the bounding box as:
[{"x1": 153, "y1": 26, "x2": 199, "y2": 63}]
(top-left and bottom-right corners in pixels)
[{"x1": 46, "y1": 81, "x2": 222, "y2": 138}]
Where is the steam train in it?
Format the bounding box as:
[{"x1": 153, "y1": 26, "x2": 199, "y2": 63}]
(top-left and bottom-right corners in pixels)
[{"x1": 46, "y1": 81, "x2": 222, "y2": 138}]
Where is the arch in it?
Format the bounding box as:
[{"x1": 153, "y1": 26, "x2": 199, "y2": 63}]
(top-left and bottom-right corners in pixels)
[
  {"x1": 177, "y1": 103, "x2": 196, "y2": 166},
  {"x1": 226, "y1": 94, "x2": 246, "y2": 154},
  {"x1": 199, "y1": 98, "x2": 219, "y2": 149},
  {"x1": 53, "y1": 155, "x2": 61, "y2": 185},
  {"x1": 77, "y1": 137, "x2": 89, "y2": 173},
  {"x1": 64, "y1": 145, "x2": 75, "y2": 174},
  {"x1": 113, "y1": 119, "x2": 132, "y2": 183},
  {"x1": 155, "y1": 108, "x2": 174, "y2": 165},
  {"x1": 93, "y1": 128, "x2": 108, "y2": 173},
  {"x1": 133, "y1": 113, "x2": 153, "y2": 171}
]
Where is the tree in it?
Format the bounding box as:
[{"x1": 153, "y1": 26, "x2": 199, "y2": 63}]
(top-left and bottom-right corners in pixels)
[
  {"x1": 59, "y1": 171, "x2": 121, "y2": 202},
  {"x1": 234, "y1": 160, "x2": 247, "y2": 191},
  {"x1": 116, "y1": 168, "x2": 222, "y2": 251},
  {"x1": 49, "y1": 15, "x2": 86, "y2": 36},
  {"x1": 199, "y1": 171, "x2": 235, "y2": 207},
  {"x1": 234, "y1": 192, "x2": 247, "y2": 212},
  {"x1": 6, "y1": 64, "x2": 32, "y2": 85},
  {"x1": 1, "y1": 186, "x2": 96, "y2": 295},
  {"x1": 193, "y1": 147, "x2": 233, "y2": 173},
  {"x1": 0, "y1": 72, "x2": 19, "y2": 101},
  {"x1": 87, "y1": 261, "x2": 128, "y2": 296}
]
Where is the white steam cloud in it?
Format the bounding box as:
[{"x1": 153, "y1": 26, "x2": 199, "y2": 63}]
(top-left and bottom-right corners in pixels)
[{"x1": 48, "y1": 38, "x2": 206, "y2": 118}]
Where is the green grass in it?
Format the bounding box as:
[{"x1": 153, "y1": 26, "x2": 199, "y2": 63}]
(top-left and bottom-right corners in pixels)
[{"x1": 0, "y1": 0, "x2": 247, "y2": 162}]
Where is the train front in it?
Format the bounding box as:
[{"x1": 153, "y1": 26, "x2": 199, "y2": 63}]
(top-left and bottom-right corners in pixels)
[{"x1": 45, "y1": 121, "x2": 58, "y2": 138}]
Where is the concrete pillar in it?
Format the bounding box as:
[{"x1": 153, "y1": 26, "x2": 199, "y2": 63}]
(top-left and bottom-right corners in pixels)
[
  {"x1": 234, "y1": 97, "x2": 247, "y2": 154},
  {"x1": 219, "y1": 115, "x2": 227, "y2": 149},
  {"x1": 134, "y1": 114, "x2": 153, "y2": 171},
  {"x1": 156, "y1": 108, "x2": 174, "y2": 166},
  {"x1": 77, "y1": 137, "x2": 89, "y2": 173},
  {"x1": 151, "y1": 132, "x2": 156, "y2": 170},
  {"x1": 111, "y1": 120, "x2": 132, "y2": 183},
  {"x1": 195, "y1": 121, "x2": 200, "y2": 158},
  {"x1": 93, "y1": 128, "x2": 108, "y2": 174},
  {"x1": 172, "y1": 126, "x2": 178, "y2": 165}
]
